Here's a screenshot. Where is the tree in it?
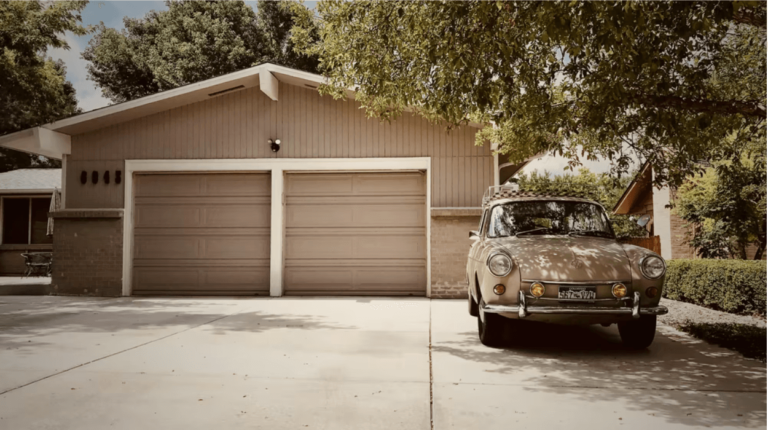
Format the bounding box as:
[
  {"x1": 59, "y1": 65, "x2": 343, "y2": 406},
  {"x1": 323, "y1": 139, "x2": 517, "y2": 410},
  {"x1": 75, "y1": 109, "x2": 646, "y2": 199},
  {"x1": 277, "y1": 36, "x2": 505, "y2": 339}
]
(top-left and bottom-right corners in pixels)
[
  {"x1": 84, "y1": 0, "x2": 319, "y2": 104},
  {"x1": 0, "y1": 1, "x2": 87, "y2": 172},
  {"x1": 675, "y1": 142, "x2": 766, "y2": 260},
  {"x1": 514, "y1": 169, "x2": 647, "y2": 238},
  {"x1": 293, "y1": 1, "x2": 766, "y2": 188}
]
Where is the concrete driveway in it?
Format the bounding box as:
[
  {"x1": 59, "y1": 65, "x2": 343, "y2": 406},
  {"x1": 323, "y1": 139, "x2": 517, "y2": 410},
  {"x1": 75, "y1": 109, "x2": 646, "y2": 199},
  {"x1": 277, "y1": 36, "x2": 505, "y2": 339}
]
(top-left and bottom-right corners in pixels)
[{"x1": 0, "y1": 297, "x2": 764, "y2": 429}]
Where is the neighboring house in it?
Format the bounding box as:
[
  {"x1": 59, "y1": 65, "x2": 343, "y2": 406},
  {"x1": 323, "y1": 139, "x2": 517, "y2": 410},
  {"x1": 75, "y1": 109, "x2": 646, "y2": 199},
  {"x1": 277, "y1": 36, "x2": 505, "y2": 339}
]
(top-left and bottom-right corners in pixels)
[
  {"x1": 613, "y1": 162, "x2": 763, "y2": 260},
  {"x1": 0, "y1": 169, "x2": 60, "y2": 275},
  {"x1": 0, "y1": 64, "x2": 518, "y2": 298}
]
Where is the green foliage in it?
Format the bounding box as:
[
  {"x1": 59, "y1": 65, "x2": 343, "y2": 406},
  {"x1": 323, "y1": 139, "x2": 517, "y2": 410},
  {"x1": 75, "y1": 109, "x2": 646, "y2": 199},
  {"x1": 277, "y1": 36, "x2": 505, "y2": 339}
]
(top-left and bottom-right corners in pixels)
[
  {"x1": 663, "y1": 259, "x2": 767, "y2": 316},
  {"x1": 0, "y1": 0, "x2": 87, "y2": 172},
  {"x1": 515, "y1": 168, "x2": 646, "y2": 238},
  {"x1": 675, "y1": 141, "x2": 766, "y2": 259},
  {"x1": 677, "y1": 323, "x2": 766, "y2": 363},
  {"x1": 84, "y1": 0, "x2": 319, "y2": 103},
  {"x1": 295, "y1": 1, "x2": 766, "y2": 188}
]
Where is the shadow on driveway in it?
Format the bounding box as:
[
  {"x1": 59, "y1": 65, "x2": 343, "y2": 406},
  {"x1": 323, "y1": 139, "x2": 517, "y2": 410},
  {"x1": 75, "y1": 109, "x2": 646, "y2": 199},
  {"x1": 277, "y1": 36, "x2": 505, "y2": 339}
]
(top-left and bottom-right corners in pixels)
[{"x1": 433, "y1": 320, "x2": 766, "y2": 428}]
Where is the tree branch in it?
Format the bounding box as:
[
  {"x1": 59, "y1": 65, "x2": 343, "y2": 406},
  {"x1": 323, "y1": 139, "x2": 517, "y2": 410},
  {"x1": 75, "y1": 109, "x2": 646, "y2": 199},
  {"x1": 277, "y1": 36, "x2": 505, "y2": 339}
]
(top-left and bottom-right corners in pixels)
[
  {"x1": 632, "y1": 94, "x2": 766, "y2": 118},
  {"x1": 732, "y1": 7, "x2": 767, "y2": 29}
]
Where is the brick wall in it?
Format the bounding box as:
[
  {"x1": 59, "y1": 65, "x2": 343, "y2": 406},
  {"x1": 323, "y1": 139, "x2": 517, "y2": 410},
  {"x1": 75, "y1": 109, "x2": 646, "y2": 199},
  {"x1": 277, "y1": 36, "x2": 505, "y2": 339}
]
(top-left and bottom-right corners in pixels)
[
  {"x1": 51, "y1": 218, "x2": 123, "y2": 296},
  {"x1": 430, "y1": 215, "x2": 479, "y2": 299}
]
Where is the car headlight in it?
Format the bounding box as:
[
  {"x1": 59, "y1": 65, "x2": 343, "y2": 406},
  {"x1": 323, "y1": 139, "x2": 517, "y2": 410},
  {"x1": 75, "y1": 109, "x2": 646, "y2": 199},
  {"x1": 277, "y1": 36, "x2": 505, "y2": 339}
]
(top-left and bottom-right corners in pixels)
[
  {"x1": 640, "y1": 255, "x2": 666, "y2": 279},
  {"x1": 487, "y1": 253, "x2": 513, "y2": 277}
]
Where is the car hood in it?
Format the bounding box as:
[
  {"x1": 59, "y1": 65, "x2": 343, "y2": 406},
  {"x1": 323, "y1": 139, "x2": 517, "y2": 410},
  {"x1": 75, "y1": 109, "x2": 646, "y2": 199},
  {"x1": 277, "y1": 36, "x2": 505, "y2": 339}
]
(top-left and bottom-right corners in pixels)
[{"x1": 500, "y1": 236, "x2": 631, "y2": 282}]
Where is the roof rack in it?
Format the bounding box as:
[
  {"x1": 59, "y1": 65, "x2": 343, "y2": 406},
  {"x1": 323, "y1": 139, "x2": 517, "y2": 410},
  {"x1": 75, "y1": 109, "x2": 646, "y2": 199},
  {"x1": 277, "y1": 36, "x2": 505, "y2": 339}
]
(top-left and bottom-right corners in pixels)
[
  {"x1": 482, "y1": 184, "x2": 520, "y2": 206},
  {"x1": 481, "y1": 185, "x2": 595, "y2": 207}
]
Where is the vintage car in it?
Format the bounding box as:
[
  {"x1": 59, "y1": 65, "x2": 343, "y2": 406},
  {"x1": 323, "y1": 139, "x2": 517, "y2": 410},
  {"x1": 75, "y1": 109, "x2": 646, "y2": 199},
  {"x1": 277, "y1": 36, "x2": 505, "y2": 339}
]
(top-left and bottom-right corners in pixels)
[{"x1": 466, "y1": 186, "x2": 668, "y2": 348}]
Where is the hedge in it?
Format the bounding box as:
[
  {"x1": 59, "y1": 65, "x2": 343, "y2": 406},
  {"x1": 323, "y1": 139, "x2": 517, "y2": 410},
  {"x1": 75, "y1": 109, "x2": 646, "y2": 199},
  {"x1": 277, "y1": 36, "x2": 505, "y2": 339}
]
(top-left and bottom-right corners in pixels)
[{"x1": 663, "y1": 259, "x2": 767, "y2": 317}]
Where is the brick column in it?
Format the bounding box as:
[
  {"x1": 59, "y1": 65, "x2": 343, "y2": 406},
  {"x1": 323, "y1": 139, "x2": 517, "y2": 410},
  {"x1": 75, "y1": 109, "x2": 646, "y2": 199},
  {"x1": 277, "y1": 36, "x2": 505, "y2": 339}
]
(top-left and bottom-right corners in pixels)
[
  {"x1": 430, "y1": 209, "x2": 481, "y2": 299},
  {"x1": 50, "y1": 210, "x2": 124, "y2": 296}
]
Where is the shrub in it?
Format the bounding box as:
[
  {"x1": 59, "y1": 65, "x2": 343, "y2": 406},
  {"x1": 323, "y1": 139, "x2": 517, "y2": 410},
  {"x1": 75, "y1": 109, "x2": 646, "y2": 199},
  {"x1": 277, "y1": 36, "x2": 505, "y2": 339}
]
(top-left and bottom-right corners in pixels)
[
  {"x1": 663, "y1": 259, "x2": 767, "y2": 316},
  {"x1": 678, "y1": 323, "x2": 766, "y2": 363}
]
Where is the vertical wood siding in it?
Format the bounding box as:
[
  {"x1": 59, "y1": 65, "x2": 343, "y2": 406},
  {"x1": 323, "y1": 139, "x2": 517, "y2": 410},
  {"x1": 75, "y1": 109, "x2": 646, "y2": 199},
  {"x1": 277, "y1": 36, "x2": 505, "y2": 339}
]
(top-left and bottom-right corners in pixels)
[{"x1": 67, "y1": 82, "x2": 493, "y2": 209}]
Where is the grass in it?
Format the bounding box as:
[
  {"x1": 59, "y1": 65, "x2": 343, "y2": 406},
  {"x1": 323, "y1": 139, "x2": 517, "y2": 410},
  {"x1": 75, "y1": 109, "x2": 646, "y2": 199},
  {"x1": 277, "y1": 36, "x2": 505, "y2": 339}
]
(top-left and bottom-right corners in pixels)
[{"x1": 677, "y1": 322, "x2": 767, "y2": 363}]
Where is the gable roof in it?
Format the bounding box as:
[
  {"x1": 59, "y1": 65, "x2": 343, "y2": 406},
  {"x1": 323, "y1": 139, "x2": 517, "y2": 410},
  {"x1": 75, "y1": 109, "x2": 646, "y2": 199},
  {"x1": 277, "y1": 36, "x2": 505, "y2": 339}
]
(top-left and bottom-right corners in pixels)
[
  {"x1": 0, "y1": 169, "x2": 60, "y2": 193},
  {"x1": 612, "y1": 161, "x2": 652, "y2": 214},
  {"x1": 0, "y1": 63, "x2": 485, "y2": 160}
]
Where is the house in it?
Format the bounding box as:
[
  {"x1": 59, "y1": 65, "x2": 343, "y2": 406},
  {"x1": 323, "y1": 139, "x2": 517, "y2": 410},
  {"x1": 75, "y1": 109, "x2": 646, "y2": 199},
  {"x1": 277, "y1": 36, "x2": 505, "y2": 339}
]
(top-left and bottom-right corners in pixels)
[
  {"x1": 0, "y1": 169, "x2": 60, "y2": 275},
  {"x1": 0, "y1": 64, "x2": 515, "y2": 298},
  {"x1": 613, "y1": 162, "x2": 763, "y2": 260}
]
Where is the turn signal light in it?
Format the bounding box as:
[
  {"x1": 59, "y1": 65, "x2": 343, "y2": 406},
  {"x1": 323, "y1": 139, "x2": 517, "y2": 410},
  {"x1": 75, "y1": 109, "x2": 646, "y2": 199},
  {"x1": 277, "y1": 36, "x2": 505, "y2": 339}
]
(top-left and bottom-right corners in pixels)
[
  {"x1": 530, "y1": 282, "x2": 545, "y2": 297},
  {"x1": 493, "y1": 284, "x2": 506, "y2": 295},
  {"x1": 646, "y1": 287, "x2": 658, "y2": 298},
  {"x1": 612, "y1": 283, "x2": 627, "y2": 298}
]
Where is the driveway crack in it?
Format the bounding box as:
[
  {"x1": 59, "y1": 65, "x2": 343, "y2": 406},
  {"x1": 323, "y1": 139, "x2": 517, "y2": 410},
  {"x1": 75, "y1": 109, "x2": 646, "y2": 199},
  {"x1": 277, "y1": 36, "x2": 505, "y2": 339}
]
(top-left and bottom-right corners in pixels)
[
  {"x1": 429, "y1": 299, "x2": 434, "y2": 430},
  {"x1": 0, "y1": 311, "x2": 239, "y2": 396}
]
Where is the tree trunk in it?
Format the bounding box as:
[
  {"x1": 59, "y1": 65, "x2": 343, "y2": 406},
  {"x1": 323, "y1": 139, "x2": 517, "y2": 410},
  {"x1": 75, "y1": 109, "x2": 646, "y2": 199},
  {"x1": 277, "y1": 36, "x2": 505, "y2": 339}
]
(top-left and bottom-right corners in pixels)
[
  {"x1": 738, "y1": 242, "x2": 748, "y2": 260},
  {"x1": 754, "y1": 241, "x2": 766, "y2": 261}
]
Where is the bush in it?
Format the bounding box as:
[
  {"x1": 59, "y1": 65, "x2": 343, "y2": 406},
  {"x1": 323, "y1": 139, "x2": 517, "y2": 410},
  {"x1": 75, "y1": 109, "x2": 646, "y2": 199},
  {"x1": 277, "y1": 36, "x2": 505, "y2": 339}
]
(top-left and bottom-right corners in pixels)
[
  {"x1": 678, "y1": 323, "x2": 766, "y2": 363},
  {"x1": 663, "y1": 259, "x2": 767, "y2": 317}
]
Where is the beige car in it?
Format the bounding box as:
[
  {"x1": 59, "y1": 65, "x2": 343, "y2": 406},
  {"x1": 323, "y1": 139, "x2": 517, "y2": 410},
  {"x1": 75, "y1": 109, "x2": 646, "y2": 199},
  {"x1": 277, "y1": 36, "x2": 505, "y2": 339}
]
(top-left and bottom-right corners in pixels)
[{"x1": 466, "y1": 187, "x2": 668, "y2": 348}]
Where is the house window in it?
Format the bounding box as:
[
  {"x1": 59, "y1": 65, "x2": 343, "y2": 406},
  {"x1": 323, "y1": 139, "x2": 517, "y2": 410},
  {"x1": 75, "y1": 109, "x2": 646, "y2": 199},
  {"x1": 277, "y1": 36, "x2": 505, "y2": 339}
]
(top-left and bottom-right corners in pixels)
[{"x1": 2, "y1": 197, "x2": 53, "y2": 245}]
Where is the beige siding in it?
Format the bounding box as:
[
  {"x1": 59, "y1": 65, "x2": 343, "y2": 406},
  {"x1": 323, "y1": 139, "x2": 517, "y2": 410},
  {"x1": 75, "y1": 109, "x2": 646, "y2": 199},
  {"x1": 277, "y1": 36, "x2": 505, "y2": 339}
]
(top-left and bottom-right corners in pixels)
[{"x1": 67, "y1": 83, "x2": 493, "y2": 209}]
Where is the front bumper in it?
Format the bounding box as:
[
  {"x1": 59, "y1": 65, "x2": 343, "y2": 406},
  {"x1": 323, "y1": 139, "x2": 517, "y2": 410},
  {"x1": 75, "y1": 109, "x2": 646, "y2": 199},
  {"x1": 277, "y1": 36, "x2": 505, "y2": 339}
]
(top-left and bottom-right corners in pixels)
[{"x1": 483, "y1": 291, "x2": 668, "y2": 319}]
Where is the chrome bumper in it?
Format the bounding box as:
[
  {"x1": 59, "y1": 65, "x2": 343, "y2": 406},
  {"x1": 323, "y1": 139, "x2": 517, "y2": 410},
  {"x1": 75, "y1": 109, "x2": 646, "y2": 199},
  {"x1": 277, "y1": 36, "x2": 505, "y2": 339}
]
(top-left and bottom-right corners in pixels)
[{"x1": 482, "y1": 291, "x2": 668, "y2": 319}]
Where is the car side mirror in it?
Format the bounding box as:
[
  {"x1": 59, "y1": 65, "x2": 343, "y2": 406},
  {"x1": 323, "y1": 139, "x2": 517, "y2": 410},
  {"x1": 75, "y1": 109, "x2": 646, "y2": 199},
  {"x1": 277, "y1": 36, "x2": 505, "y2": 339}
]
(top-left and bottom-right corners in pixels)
[
  {"x1": 636, "y1": 214, "x2": 651, "y2": 228},
  {"x1": 469, "y1": 230, "x2": 480, "y2": 240}
]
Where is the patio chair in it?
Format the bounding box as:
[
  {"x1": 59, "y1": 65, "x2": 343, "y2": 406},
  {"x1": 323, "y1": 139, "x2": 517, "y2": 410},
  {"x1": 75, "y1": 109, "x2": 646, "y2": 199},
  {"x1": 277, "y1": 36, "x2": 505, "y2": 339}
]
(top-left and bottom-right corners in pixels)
[{"x1": 21, "y1": 252, "x2": 52, "y2": 278}]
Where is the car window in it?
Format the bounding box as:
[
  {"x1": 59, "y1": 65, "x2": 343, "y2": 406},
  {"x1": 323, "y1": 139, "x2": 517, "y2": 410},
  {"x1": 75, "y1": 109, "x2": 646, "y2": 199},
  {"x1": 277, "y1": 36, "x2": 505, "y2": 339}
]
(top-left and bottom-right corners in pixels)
[
  {"x1": 487, "y1": 201, "x2": 615, "y2": 238},
  {"x1": 478, "y1": 210, "x2": 488, "y2": 235}
]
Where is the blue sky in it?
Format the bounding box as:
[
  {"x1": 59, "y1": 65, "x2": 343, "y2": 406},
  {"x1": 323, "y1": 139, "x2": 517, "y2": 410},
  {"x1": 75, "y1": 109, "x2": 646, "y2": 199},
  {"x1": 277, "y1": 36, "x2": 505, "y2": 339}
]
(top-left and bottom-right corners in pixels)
[{"x1": 47, "y1": 1, "x2": 618, "y2": 176}]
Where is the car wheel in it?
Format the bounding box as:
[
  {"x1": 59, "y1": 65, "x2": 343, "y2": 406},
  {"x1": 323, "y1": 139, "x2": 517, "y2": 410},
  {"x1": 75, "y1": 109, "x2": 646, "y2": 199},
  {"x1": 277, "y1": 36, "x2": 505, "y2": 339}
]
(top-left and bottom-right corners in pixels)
[
  {"x1": 468, "y1": 292, "x2": 479, "y2": 317},
  {"x1": 477, "y1": 297, "x2": 505, "y2": 347},
  {"x1": 618, "y1": 315, "x2": 657, "y2": 349}
]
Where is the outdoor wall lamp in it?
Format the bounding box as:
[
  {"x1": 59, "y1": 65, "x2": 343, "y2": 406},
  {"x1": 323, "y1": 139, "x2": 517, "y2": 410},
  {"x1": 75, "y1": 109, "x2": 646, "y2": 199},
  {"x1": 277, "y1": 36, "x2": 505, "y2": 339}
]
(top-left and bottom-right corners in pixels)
[{"x1": 269, "y1": 138, "x2": 281, "y2": 153}]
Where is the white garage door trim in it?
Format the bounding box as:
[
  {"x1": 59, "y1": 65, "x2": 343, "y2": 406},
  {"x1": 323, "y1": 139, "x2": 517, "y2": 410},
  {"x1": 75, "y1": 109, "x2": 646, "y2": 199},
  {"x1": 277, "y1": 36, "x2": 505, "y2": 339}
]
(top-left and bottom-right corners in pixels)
[{"x1": 123, "y1": 158, "x2": 431, "y2": 297}]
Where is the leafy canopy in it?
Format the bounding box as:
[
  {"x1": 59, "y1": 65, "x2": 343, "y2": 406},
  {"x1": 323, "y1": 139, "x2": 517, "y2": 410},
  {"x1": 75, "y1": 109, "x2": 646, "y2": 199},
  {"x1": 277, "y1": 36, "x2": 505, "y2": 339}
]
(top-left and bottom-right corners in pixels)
[
  {"x1": 294, "y1": 1, "x2": 766, "y2": 187},
  {"x1": 514, "y1": 168, "x2": 647, "y2": 238},
  {"x1": 0, "y1": 0, "x2": 88, "y2": 172},
  {"x1": 675, "y1": 139, "x2": 766, "y2": 260},
  {"x1": 84, "y1": 0, "x2": 319, "y2": 103}
]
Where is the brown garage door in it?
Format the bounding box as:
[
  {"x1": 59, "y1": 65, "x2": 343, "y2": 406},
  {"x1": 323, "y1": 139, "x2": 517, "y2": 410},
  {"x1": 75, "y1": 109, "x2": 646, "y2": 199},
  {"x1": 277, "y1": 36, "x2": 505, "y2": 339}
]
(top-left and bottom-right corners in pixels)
[
  {"x1": 132, "y1": 173, "x2": 270, "y2": 296},
  {"x1": 284, "y1": 172, "x2": 427, "y2": 296}
]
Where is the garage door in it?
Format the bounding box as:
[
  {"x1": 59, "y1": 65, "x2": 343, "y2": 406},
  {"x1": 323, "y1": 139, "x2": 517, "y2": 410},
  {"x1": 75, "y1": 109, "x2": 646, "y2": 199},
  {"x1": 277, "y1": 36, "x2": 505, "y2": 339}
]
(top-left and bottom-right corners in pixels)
[
  {"x1": 284, "y1": 172, "x2": 427, "y2": 296},
  {"x1": 132, "y1": 173, "x2": 270, "y2": 296}
]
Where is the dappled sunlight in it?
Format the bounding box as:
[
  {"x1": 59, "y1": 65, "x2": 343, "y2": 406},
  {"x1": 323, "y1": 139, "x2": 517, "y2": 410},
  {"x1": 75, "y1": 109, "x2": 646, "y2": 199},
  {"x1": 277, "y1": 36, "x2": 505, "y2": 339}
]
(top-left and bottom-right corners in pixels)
[
  {"x1": 432, "y1": 321, "x2": 767, "y2": 428},
  {"x1": 502, "y1": 236, "x2": 631, "y2": 281}
]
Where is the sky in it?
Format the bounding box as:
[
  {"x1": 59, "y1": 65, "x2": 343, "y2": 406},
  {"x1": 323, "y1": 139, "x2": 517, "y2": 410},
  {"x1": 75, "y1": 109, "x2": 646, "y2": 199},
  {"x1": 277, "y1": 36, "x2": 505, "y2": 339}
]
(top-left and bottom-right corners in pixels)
[{"x1": 47, "y1": 1, "x2": 621, "y2": 177}]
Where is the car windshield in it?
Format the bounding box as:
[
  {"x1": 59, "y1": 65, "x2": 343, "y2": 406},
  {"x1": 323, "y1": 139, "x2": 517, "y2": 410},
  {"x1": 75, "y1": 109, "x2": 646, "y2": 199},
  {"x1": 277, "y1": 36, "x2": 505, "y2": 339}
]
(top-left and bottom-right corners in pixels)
[{"x1": 487, "y1": 200, "x2": 615, "y2": 238}]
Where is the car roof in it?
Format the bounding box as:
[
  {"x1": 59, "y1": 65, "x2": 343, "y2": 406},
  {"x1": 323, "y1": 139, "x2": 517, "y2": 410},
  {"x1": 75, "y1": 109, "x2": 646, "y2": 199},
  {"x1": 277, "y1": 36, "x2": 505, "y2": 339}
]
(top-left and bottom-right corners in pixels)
[{"x1": 482, "y1": 187, "x2": 602, "y2": 209}]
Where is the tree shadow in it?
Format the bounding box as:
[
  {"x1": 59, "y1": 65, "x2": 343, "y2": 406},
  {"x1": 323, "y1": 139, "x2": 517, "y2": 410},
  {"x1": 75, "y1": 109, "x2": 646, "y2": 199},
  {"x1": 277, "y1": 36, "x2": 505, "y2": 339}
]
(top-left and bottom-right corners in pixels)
[
  {"x1": 433, "y1": 322, "x2": 767, "y2": 428},
  {"x1": 0, "y1": 296, "x2": 360, "y2": 352}
]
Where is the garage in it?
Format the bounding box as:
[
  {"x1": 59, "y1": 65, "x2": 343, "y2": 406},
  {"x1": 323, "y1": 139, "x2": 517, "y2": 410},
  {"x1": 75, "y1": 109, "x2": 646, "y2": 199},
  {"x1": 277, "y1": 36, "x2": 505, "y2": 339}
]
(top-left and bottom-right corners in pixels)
[
  {"x1": 132, "y1": 173, "x2": 271, "y2": 296},
  {"x1": 284, "y1": 172, "x2": 427, "y2": 296}
]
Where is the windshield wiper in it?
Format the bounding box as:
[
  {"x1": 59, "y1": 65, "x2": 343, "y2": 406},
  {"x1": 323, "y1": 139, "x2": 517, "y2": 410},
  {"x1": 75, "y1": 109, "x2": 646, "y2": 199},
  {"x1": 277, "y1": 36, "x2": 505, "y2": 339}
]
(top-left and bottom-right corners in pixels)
[
  {"x1": 515, "y1": 228, "x2": 551, "y2": 237},
  {"x1": 568, "y1": 230, "x2": 612, "y2": 238}
]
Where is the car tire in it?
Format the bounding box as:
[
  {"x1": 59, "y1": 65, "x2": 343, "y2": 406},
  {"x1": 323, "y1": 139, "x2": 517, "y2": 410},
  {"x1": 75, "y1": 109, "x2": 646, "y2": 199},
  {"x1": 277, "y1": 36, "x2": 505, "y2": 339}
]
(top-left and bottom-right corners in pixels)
[
  {"x1": 468, "y1": 292, "x2": 479, "y2": 317},
  {"x1": 618, "y1": 315, "x2": 657, "y2": 349},
  {"x1": 477, "y1": 297, "x2": 505, "y2": 347}
]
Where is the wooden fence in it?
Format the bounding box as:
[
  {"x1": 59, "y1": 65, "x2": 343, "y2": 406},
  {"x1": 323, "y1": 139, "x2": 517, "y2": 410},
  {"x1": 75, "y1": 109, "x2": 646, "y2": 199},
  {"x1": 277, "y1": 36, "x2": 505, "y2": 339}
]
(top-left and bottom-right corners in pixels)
[{"x1": 619, "y1": 236, "x2": 661, "y2": 254}]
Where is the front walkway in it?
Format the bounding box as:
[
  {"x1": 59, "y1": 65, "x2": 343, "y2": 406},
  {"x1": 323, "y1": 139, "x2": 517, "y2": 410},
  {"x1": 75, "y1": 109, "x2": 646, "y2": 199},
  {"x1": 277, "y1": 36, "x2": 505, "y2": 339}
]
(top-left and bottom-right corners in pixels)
[{"x1": 0, "y1": 297, "x2": 764, "y2": 429}]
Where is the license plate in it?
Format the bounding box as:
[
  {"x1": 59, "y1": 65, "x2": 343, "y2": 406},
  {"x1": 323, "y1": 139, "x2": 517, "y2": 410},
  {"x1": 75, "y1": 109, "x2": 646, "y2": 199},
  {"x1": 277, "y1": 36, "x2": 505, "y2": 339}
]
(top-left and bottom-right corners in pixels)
[{"x1": 558, "y1": 286, "x2": 597, "y2": 300}]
